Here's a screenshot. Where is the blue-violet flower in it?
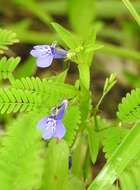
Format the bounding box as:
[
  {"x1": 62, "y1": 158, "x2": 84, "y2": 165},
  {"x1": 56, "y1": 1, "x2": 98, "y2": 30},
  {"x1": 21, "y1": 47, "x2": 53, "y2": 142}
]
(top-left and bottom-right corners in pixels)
[
  {"x1": 37, "y1": 100, "x2": 68, "y2": 140},
  {"x1": 30, "y1": 43, "x2": 67, "y2": 68}
]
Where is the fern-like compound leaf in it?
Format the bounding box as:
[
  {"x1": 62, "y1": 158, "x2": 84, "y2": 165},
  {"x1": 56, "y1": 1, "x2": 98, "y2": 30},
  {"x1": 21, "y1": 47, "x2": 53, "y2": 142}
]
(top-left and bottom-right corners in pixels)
[
  {"x1": 0, "y1": 57, "x2": 20, "y2": 80},
  {"x1": 11, "y1": 77, "x2": 77, "y2": 96},
  {"x1": 0, "y1": 29, "x2": 19, "y2": 53},
  {"x1": 0, "y1": 113, "x2": 45, "y2": 190},
  {"x1": 11, "y1": 77, "x2": 78, "y2": 111},
  {"x1": 63, "y1": 105, "x2": 81, "y2": 146},
  {"x1": 0, "y1": 88, "x2": 40, "y2": 114},
  {"x1": 117, "y1": 88, "x2": 140, "y2": 123},
  {"x1": 11, "y1": 77, "x2": 43, "y2": 94}
]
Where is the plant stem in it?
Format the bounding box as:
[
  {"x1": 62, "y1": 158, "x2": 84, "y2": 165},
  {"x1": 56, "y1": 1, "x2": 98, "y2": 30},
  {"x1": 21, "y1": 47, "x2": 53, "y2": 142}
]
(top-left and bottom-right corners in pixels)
[
  {"x1": 98, "y1": 41, "x2": 140, "y2": 62},
  {"x1": 98, "y1": 28, "x2": 129, "y2": 43},
  {"x1": 88, "y1": 123, "x2": 140, "y2": 190},
  {"x1": 122, "y1": 0, "x2": 140, "y2": 27}
]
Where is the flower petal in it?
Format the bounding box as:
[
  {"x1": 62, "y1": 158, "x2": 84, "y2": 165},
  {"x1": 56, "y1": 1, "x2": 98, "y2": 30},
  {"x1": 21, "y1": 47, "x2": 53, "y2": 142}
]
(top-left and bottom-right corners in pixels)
[
  {"x1": 36, "y1": 55, "x2": 53, "y2": 68},
  {"x1": 34, "y1": 45, "x2": 50, "y2": 50},
  {"x1": 30, "y1": 45, "x2": 53, "y2": 58},
  {"x1": 53, "y1": 48, "x2": 67, "y2": 59},
  {"x1": 53, "y1": 120, "x2": 66, "y2": 138},
  {"x1": 42, "y1": 127, "x2": 55, "y2": 140},
  {"x1": 55, "y1": 100, "x2": 68, "y2": 120},
  {"x1": 37, "y1": 116, "x2": 56, "y2": 140},
  {"x1": 30, "y1": 49, "x2": 42, "y2": 57},
  {"x1": 37, "y1": 116, "x2": 49, "y2": 131}
]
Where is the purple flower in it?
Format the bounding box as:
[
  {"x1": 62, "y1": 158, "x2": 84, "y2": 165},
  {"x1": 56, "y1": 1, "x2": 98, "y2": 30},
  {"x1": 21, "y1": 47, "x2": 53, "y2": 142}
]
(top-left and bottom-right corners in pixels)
[
  {"x1": 30, "y1": 44, "x2": 67, "y2": 68},
  {"x1": 37, "y1": 100, "x2": 68, "y2": 140}
]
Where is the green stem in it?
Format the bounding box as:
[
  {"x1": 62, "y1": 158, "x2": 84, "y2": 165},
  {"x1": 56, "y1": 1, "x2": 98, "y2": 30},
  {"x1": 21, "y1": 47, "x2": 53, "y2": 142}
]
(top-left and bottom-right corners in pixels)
[
  {"x1": 95, "y1": 94, "x2": 106, "y2": 112},
  {"x1": 98, "y1": 41, "x2": 140, "y2": 62},
  {"x1": 122, "y1": 0, "x2": 140, "y2": 27},
  {"x1": 93, "y1": 93, "x2": 106, "y2": 131},
  {"x1": 98, "y1": 28, "x2": 129, "y2": 43},
  {"x1": 14, "y1": 30, "x2": 57, "y2": 44},
  {"x1": 88, "y1": 123, "x2": 140, "y2": 190}
]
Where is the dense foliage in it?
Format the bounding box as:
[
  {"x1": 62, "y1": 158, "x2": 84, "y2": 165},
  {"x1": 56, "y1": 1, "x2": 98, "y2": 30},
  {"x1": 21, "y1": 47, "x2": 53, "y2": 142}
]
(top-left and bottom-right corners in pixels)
[{"x1": 0, "y1": 0, "x2": 140, "y2": 190}]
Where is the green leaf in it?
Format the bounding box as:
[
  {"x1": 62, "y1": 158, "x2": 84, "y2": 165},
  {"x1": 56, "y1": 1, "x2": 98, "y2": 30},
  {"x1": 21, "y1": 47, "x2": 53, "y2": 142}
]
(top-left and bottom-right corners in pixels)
[
  {"x1": 87, "y1": 127, "x2": 99, "y2": 164},
  {"x1": 119, "y1": 171, "x2": 137, "y2": 190},
  {"x1": 0, "y1": 113, "x2": 45, "y2": 190},
  {"x1": 11, "y1": 77, "x2": 77, "y2": 96},
  {"x1": 15, "y1": 57, "x2": 36, "y2": 78},
  {"x1": 64, "y1": 175, "x2": 85, "y2": 190},
  {"x1": 71, "y1": 135, "x2": 88, "y2": 179},
  {"x1": 41, "y1": 139, "x2": 69, "y2": 190},
  {"x1": 102, "y1": 127, "x2": 129, "y2": 160},
  {"x1": 11, "y1": 77, "x2": 77, "y2": 111},
  {"x1": 50, "y1": 69, "x2": 68, "y2": 83},
  {"x1": 78, "y1": 64, "x2": 90, "y2": 89},
  {"x1": 63, "y1": 105, "x2": 81, "y2": 146},
  {"x1": 85, "y1": 43, "x2": 104, "y2": 53},
  {"x1": 0, "y1": 88, "x2": 39, "y2": 114},
  {"x1": 88, "y1": 123, "x2": 140, "y2": 190},
  {"x1": 117, "y1": 88, "x2": 140, "y2": 123},
  {"x1": 119, "y1": 154, "x2": 140, "y2": 190},
  {"x1": 0, "y1": 29, "x2": 19, "y2": 53},
  {"x1": 68, "y1": 0, "x2": 96, "y2": 37},
  {"x1": 0, "y1": 57, "x2": 20, "y2": 81},
  {"x1": 79, "y1": 88, "x2": 91, "y2": 127},
  {"x1": 94, "y1": 116, "x2": 111, "y2": 131},
  {"x1": 51, "y1": 22, "x2": 80, "y2": 49}
]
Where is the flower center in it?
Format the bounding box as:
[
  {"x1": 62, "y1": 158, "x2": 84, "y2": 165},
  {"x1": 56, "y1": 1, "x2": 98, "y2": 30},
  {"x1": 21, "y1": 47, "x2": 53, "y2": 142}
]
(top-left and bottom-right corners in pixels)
[{"x1": 45, "y1": 118, "x2": 56, "y2": 133}]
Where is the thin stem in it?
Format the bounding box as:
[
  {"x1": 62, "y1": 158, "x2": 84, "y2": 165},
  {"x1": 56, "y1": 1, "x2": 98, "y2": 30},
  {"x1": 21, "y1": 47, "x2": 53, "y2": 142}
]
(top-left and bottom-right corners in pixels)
[
  {"x1": 98, "y1": 41, "x2": 140, "y2": 62},
  {"x1": 95, "y1": 93, "x2": 106, "y2": 112},
  {"x1": 122, "y1": 0, "x2": 140, "y2": 27}
]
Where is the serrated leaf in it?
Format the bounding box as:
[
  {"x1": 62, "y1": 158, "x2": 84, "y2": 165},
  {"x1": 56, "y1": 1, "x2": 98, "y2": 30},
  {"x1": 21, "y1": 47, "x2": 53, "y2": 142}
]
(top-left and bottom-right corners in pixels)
[
  {"x1": 63, "y1": 105, "x2": 81, "y2": 146},
  {"x1": 117, "y1": 88, "x2": 140, "y2": 123},
  {"x1": 78, "y1": 64, "x2": 90, "y2": 89},
  {"x1": 0, "y1": 29, "x2": 19, "y2": 53},
  {"x1": 79, "y1": 88, "x2": 91, "y2": 127},
  {"x1": 102, "y1": 127, "x2": 128, "y2": 160},
  {"x1": 88, "y1": 123, "x2": 140, "y2": 190}
]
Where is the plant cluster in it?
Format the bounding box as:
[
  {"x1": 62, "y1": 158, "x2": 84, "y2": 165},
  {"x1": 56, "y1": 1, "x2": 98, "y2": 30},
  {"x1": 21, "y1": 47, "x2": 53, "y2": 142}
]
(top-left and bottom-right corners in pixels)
[{"x1": 0, "y1": 0, "x2": 140, "y2": 190}]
